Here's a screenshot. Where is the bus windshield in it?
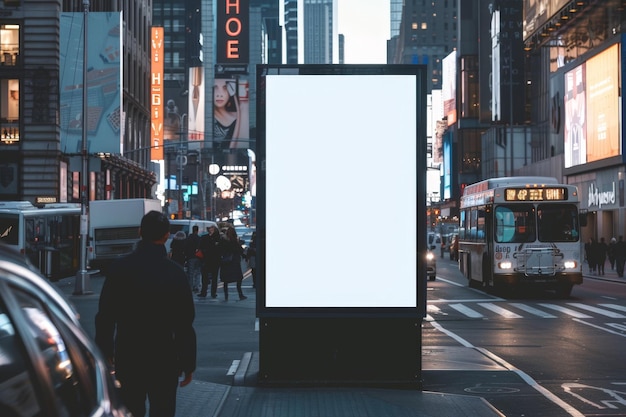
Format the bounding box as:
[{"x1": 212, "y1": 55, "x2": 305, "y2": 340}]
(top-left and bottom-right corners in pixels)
[
  {"x1": 537, "y1": 203, "x2": 579, "y2": 242},
  {"x1": 495, "y1": 203, "x2": 579, "y2": 243}
]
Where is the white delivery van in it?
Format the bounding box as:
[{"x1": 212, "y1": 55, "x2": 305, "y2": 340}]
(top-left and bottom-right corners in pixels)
[{"x1": 88, "y1": 199, "x2": 162, "y2": 270}]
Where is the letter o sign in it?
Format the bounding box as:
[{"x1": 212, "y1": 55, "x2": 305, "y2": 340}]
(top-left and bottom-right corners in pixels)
[{"x1": 225, "y1": 17, "x2": 241, "y2": 36}]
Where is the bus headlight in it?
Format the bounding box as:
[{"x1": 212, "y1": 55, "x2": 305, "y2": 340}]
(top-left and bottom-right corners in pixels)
[
  {"x1": 499, "y1": 261, "x2": 512, "y2": 270},
  {"x1": 563, "y1": 260, "x2": 577, "y2": 269},
  {"x1": 426, "y1": 252, "x2": 435, "y2": 261}
]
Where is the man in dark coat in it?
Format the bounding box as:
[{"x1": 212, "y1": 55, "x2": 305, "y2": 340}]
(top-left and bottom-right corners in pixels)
[
  {"x1": 615, "y1": 235, "x2": 626, "y2": 278},
  {"x1": 198, "y1": 224, "x2": 222, "y2": 298},
  {"x1": 95, "y1": 211, "x2": 196, "y2": 417}
]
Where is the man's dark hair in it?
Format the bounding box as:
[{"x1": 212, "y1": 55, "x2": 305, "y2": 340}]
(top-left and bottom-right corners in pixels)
[
  {"x1": 192, "y1": 225, "x2": 199, "y2": 233},
  {"x1": 140, "y1": 211, "x2": 170, "y2": 242}
]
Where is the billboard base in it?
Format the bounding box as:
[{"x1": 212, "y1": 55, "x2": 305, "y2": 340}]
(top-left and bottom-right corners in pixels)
[{"x1": 258, "y1": 317, "x2": 422, "y2": 387}]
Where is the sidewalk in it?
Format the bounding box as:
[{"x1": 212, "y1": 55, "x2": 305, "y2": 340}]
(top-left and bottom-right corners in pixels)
[{"x1": 56, "y1": 274, "x2": 505, "y2": 417}]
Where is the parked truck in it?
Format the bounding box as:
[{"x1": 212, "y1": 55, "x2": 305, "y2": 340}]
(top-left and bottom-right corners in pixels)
[{"x1": 88, "y1": 198, "x2": 162, "y2": 271}]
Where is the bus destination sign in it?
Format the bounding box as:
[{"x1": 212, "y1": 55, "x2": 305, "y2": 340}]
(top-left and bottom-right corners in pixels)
[{"x1": 505, "y1": 187, "x2": 567, "y2": 201}]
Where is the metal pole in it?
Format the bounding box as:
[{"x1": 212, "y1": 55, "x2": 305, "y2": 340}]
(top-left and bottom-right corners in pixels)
[
  {"x1": 509, "y1": 43, "x2": 514, "y2": 177},
  {"x1": 178, "y1": 114, "x2": 186, "y2": 219},
  {"x1": 74, "y1": 0, "x2": 92, "y2": 295}
]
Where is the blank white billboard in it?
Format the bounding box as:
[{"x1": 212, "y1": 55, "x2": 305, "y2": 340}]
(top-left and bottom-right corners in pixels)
[{"x1": 263, "y1": 71, "x2": 419, "y2": 308}]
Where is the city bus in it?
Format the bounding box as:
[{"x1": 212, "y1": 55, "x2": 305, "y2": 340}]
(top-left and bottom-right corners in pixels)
[
  {"x1": 0, "y1": 201, "x2": 81, "y2": 280},
  {"x1": 458, "y1": 177, "x2": 586, "y2": 297}
]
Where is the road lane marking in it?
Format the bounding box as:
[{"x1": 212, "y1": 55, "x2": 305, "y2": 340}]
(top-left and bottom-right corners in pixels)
[
  {"x1": 567, "y1": 303, "x2": 626, "y2": 318},
  {"x1": 572, "y1": 318, "x2": 626, "y2": 338},
  {"x1": 226, "y1": 360, "x2": 240, "y2": 375},
  {"x1": 599, "y1": 303, "x2": 626, "y2": 313},
  {"x1": 539, "y1": 303, "x2": 593, "y2": 318},
  {"x1": 428, "y1": 319, "x2": 586, "y2": 417},
  {"x1": 509, "y1": 303, "x2": 557, "y2": 318},
  {"x1": 449, "y1": 303, "x2": 484, "y2": 318},
  {"x1": 478, "y1": 302, "x2": 523, "y2": 318}
]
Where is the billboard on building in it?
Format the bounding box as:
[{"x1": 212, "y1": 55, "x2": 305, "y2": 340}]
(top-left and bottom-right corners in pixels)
[
  {"x1": 187, "y1": 67, "x2": 205, "y2": 142},
  {"x1": 60, "y1": 12, "x2": 122, "y2": 155},
  {"x1": 523, "y1": 0, "x2": 569, "y2": 41},
  {"x1": 216, "y1": 0, "x2": 249, "y2": 64},
  {"x1": 214, "y1": 0, "x2": 250, "y2": 167},
  {"x1": 150, "y1": 27, "x2": 164, "y2": 160},
  {"x1": 442, "y1": 51, "x2": 457, "y2": 126},
  {"x1": 564, "y1": 43, "x2": 620, "y2": 169}
]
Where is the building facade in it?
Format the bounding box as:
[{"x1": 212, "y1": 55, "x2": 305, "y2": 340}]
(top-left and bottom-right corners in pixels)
[{"x1": 0, "y1": 0, "x2": 156, "y2": 206}]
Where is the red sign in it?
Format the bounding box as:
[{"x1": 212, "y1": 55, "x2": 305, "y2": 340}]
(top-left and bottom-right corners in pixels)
[{"x1": 216, "y1": 0, "x2": 249, "y2": 64}]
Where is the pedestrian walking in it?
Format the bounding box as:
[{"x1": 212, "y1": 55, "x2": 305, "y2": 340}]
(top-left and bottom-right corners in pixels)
[
  {"x1": 596, "y1": 237, "x2": 608, "y2": 275},
  {"x1": 584, "y1": 238, "x2": 596, "y2": 273},
  {"x1": 198, "y1": 224, "x2": 222, "y2": 298},
  {"x1": 184, "y1": 225, "x2": 202, "y2": 293},
  {"x1": 608, "y1": 237, "x2": 617, "y2": 270},
  {"x1": 95, "y1": 211, "x2": 197, "y2": 417},
  {"x1": 219, "y1": 226, "x2": 247, "y2": 301},
  {"x1": 615, "y1": 235, "x2": 626, "y2": 278},
  {"x1": 169, "y1": 230, "x2": 187, "y2": 267}
]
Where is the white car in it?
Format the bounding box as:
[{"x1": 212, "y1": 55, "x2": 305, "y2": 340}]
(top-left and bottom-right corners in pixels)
[{"x1": 0, "y1": 244, "x2": 130, "y2": 416}]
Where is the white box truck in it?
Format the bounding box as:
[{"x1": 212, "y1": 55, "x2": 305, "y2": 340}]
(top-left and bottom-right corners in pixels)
[{"x1": 88, "y1": 198, "x2": 162, "y2": 271}]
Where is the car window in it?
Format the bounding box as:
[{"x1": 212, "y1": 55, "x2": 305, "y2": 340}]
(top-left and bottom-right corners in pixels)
[
  {"x1": 0, "y1": 300, "x2": 42, "y2": 416},
  {"x1": 12, "y1": 287, "x2": 97, "y2": 416}
]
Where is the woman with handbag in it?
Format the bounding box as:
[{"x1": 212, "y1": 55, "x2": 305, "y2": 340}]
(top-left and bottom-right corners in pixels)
[{"x1": 219, "y1": 227, "x2": 247, "y2": 301}]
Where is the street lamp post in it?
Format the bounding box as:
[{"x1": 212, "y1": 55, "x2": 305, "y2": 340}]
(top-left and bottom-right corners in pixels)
[
  {"x1": 168, "y1": 110, "x2": 187, "y2": 219},
  {"x1": 74, "y1": 0, "x2": 92, "y2": 295},
  {"x1": 208, "y1": 163, "x2": 220, "y2": 221}
]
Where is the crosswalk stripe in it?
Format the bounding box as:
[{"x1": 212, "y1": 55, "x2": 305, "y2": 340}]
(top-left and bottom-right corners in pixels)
[
  {"x1": 509, "y1": 303, "x2": 557, "y2": 318},
  {"x1": 449, "y1": 303, "x2": 484, "y2": 318},
  {"x1": 428, "y1": 301, "x2": 626, "y2": 319},
  {"x1": 599, "y1": 303, "x2": 626, "y2": 313},
  {"x1": 567, "y1": 303, "x2": 626, "y2": 318},
  {"x1": 478, "y1": 302, "x2": 523, "y2": 318},
  {"x1": 538, "y1": 303, "x2": 593, "y2": 318}
]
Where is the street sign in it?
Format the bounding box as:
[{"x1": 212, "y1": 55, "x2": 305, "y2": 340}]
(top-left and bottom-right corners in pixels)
[{"x1": 176, "y1": 155, "x2": 187, "y2": 166}]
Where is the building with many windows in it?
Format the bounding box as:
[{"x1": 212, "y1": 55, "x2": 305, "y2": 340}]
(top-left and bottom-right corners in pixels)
[{"x1": 0, "y1": 0, "x2": 155, "y2": 205}]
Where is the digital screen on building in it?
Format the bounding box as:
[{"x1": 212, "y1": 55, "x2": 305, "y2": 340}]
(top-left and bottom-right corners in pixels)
[
  {"x1": 259, "y1": 66, "x2": 425, "y2": 310},
  {"x1": 504, "y1": 187, "x2": 567, "y2": 201},
  {"x1": 564, "y1": 44, "x2": 620, "y2": 169}
]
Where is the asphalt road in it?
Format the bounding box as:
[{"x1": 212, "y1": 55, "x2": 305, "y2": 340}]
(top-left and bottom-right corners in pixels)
[{"x1": 425, "y1": 257, "x2": 626, "y2": 417}]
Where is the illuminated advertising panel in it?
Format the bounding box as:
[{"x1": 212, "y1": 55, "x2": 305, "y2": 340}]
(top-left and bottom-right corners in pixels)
[
  {"x1": 523, "y1": 0, "x2": 569, "y2": 40},
  {"x1": 216, "y1": 0, "x2": 249, "y2": 64},
  {"x1": 151, "y1": 27, "x2": 164, "y2": 160},
  {"x1": 442, "y1": 51, "x2": 457, "y2": 126},
  {"x1": 259, "y1": 66, "x2": 425, "y2": 310},
  {"x1": 564, "y1": 63, "x2": 586, "y2": 168},
  {"x1": 187, "y1": 67, "x2": 205, "y2": 142},
  {"x1": 213, "y1": 74, "x2": 250, "y2": 152},
  {"x1": 60, "y1": 12, "x2": 122, "y2": 155},
  {"x1": 586, "y1": 44, "x2": 620, "y2": 163},
  {"x1": 564, "y1": 44, "x2": 621, "y2": 169}
]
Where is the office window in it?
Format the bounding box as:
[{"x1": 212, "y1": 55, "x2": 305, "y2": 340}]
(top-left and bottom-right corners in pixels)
[{"x1": 0, "y1": 24, "x2": 19, "y2": 67}]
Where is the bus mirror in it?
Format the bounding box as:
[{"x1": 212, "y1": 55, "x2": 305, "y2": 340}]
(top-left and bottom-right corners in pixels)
[{"x1": 579, "y1": 212, "x2": 588, "y2": 227}]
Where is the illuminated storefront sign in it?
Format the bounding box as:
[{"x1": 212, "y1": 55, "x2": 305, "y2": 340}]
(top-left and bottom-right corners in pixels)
[
  {"x1": 216, "y1": 0, "x2": 249, "y2": 64},
  {"x1": 150, "y1": 27, "x2": 164, "y2": 160},
  {"x1": 588, "y1": 182, "x2": 616, "y2": 209}
]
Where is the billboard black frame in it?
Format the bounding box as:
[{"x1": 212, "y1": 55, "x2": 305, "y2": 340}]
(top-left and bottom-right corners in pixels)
[{"x1": 256, "y1": 64, "x2": 427, "y2": 385}]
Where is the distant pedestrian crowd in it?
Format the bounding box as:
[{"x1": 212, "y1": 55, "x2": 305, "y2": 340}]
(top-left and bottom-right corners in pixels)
[{"x1": 585, "y1": 235, "x2": 626, "y2": 277}]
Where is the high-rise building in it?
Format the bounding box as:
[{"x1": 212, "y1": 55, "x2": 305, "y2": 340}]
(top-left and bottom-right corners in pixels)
[
  {"x1": 390, "y1": 1, "x2": 457, "y2": 92},
  {"x1": 303, "y1": 0, "x2": 338, "y2": 64},
  {"x1": 283, "y1": 0, "x2": 338, "y2": 64}
]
